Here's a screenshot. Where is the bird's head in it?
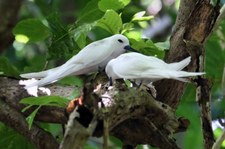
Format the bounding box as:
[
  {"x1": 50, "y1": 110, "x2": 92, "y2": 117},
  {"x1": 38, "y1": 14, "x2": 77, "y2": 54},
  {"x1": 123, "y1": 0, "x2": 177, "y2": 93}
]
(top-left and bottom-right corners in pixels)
[{"x1": 111, "y1": 34, "x2": 139, "y2": 53}]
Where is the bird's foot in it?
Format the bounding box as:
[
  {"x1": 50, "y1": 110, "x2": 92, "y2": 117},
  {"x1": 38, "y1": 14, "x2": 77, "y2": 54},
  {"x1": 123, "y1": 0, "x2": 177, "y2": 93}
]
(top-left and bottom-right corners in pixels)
[
  {"x1": 146, "y1": 82, "x2": 157, "y2": 98},
  {"x1": 137, "y1": 82, "x2": 157, "y2": 98}
]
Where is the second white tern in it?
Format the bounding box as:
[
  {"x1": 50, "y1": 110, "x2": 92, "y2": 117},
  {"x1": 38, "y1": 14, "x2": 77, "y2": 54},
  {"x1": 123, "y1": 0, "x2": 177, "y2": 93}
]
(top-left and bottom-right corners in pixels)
[
  {"x1": 20, "y1": 34, "x2": 136, "y2": 89},
  {"x1": 105, "y1": 52, "x2": 205, "y2": 85}
]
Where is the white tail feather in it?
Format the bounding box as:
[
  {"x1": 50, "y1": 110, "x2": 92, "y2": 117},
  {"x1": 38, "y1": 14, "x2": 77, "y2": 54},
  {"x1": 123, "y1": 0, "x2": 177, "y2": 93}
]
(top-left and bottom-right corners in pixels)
[
  {"x1": 168, "y1": 56, "x2": 191, "y2": 70},
  {"x1": 20, "y1": 71, "x2": 48, "y2": 79},
  {"x1": 140, "y1": 70, "x2": 205, "y2": 82}
]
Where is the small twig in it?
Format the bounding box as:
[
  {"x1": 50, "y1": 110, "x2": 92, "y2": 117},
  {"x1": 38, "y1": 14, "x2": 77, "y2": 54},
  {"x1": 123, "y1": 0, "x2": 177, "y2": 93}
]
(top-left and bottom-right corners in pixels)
[
  {"x1": 196, "y1": 78, "x2": 215, "y2": 149},
  {"x1": 42, "y1": 61, "x2": 49, "y2": 70},
  {"x1": 212, "y1": 128, "x2": 225, "y2": 149},
  {"x1": 103, "y1": 117, "x2": 109, "y2": 149}
]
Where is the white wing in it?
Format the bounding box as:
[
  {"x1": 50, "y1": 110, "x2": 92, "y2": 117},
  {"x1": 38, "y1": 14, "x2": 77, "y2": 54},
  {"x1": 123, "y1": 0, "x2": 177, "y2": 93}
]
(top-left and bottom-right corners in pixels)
[
  {"x1": 110, "y1": 53, "x2": 203, "y2": 82},
  {"x1": 23, "y1": 38, "x2": 116, "y2": 88},
  {"x1": 63, "y1": 39, "x2": 112, "y2": 68}
]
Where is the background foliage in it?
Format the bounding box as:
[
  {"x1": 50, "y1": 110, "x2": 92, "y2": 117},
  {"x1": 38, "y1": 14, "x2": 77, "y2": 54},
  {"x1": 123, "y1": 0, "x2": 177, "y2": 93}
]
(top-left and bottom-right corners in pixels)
[{"x1": 0, "y1": 0, "x2": 225, "y2": 148}]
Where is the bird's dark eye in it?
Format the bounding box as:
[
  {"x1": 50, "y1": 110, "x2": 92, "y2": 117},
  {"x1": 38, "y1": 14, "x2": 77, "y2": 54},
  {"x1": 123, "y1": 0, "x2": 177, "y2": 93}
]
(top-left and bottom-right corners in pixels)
[{"x1": 118, "y1": 39, "x2": 123, "y2": 43}]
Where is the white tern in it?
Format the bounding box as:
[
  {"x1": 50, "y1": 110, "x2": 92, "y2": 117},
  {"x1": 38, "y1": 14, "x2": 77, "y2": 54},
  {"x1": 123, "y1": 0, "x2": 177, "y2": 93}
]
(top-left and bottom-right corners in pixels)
[
  {"x1": 20, "y1": 34, "x2": 136, "y2": 89},
  {"x1": 105, "y1": 52, "x2": 205, "y2": 84}
]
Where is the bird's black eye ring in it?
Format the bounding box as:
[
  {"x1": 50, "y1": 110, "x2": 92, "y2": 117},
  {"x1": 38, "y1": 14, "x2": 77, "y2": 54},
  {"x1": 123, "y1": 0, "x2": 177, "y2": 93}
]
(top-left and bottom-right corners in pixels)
[{"x1": 118, "y1": 39, "x2": 123, "y2": 43}]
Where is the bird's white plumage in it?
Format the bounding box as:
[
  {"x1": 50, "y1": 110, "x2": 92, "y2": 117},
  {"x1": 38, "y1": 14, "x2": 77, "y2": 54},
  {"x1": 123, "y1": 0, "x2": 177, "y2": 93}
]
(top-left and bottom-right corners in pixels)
[
  {"x1": 20, "y1": 34, "x2": 130, "y2": 89},
  {"x1": 105, "y1": 53, "x2": 204, "y2": 83}
]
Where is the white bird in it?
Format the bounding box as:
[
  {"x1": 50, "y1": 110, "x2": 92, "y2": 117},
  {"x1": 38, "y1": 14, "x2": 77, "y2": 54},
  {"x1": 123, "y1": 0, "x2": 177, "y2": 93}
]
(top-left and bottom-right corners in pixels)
[
  {"x1": 105, "y1": 52, "x2": 205, "y2": 85},
  {"x1": 20, "y1": 34, "x2": 136, "y2": 89}
]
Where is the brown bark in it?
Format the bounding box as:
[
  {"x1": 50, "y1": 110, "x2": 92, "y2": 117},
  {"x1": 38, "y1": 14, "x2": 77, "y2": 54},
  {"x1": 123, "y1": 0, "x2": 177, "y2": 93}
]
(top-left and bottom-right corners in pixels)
[
  {"x1": 155, "y1": 0, "x2": 220, "y2": 149},
  {"x1": 0, "y1": 0, "x2": 23, "y2": 53}
]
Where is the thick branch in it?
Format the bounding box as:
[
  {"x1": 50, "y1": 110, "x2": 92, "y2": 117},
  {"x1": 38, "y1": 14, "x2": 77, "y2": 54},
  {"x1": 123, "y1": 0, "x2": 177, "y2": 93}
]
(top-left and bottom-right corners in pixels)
[
  {"x1": 0, "y1": 74, "x2": 190, "y2": 149},
  {"x1": 0, "y1": 77, "x2": 69, "y2": 124},
  {"x1": 155, "y1": 0, "x2": 220, "y2": 108}
]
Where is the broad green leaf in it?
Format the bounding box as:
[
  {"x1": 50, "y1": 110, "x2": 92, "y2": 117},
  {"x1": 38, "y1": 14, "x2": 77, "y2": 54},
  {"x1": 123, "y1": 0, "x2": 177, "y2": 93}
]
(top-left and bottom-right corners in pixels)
[
  {"x1": 26, "y1": 106, "x2": 41, "y2": 130},
  {"x1": 0, "y1": 122, "x2": 36, "y2": 149},
  {"x1": 76, "y1": 0, "x2": 104, "y2": 24},
  {"x1": 39, "y1": 123, "x2": 63, "y2": 139},
  {"x1": 71, "y1": 23, "x2": 96, "y2": 49},
  {"x1": 131, "y1": 11, "x2": 154, "y2": 22},
  {"x1": 129, "y1": 38, "x2": 165, "y2": 58},
  {"x1": 121, "y1": 22, "x2": 134, "y2": 34},
  {"x1": 47, "y1": 13, "x2": 79, "y2": 60},
  {"x1": 57, "y1": 76, "x2": 83, "y2": 87},
  {"x1": 176, "y1": 102, "x2": 203, "y2": 149},
  {"x1": 155, "y1": 40, "x2": 170, "y2": 50},
  {"x1": 205, "y1": 32, "x2": 225, "y2": 93},
  {"x1": 20, "y1": 96, "x2": 69, "y2": 108},
  {"x1": 98, "y1": 0, "x2": 130, "y2": 12},
  {"x1": 96, "y1": 10, "x2": 122, "y2": 34},
  {"x1": 13, "y1": 19, "x2": 50, "y2": 43},
  {"x1": 0, "y1": 57, "x2": 20, "y2": 78}
]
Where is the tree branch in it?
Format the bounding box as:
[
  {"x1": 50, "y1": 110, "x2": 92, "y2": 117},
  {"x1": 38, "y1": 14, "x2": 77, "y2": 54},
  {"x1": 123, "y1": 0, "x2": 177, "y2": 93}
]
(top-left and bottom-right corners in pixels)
[
  {"x1": 0, "y1": 75, "x2": 189, "y2": 148},
  {"x1": 0, "y1": 77, "x2": 68, "y2": 124},
  {"x1": 154, "y1": 1, "x2": 220, "y2": 148},
  {"x1": 0, "y1": 99, "x2": 59, "y2": 149}
]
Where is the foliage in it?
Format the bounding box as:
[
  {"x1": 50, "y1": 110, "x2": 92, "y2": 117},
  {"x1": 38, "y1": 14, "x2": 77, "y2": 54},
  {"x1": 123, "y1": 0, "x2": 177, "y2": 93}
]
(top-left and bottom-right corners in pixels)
[
  {"x1": 13, "y1": 19, "x2": 50, "y2": 43},
  {"x1": 20, "y1": 96, "x2": 69, "y2": 129},
  {"x1": 0, "y1": 0, "x2": 225, "y2": 148},
  {"x1": 0, "y1": 57, "x2": 20, "y2": 78},
  {"x1": 0, "y1": 122, "x2": 36, "y2": 149}
]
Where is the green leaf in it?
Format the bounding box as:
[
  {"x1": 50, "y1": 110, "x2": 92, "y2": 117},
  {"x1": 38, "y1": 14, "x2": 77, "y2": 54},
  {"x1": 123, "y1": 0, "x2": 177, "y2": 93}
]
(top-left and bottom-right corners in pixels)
[
  {"x1": 47, "y1": 13, "x2": 79, "y2": 60},
  {"x1": 155, "y1": 40, "x2": 170, "y2": 50},
  {"x1": 176, "y1": 102, "x2": 203, "y2": 149},
  {"x1": 26, "y1": 106, "x2": 41, "y2": 130},
  {"x1": 0, "y1": 122, "x2": 36, "y2": 149},
  {"x1": 76, "y1": 0, "x2": 104, "y2": 24},
  {"x1": 57, "y1": 76, "x2": 83, "y2": 87},
  {"x1": 20, "y1": 96, "x2": 69, "y2": 108},
  {"x1": 0, "y1": 57, "x2": 20, "y2": 78},
  {"x1": 13, "y1": 19, "x2": 50, "y2": 43},
  {"x1": 131, "y1": 11, "x2": 154, "y2": 22},
  {"x1": 205, "y1": 32, "x2": 225, "y2": 93},
  {"x1": 129, "y1": 38, "x2": 165, "y2": 59},
  {"x1": 71, "y1": 23, "x2": 96, "y2": 49},
  {"x1": 98, "y1": 0, "x2": 130, "y2": 12},
  {"x1": 96, "y1": 10, "x2": 122, "y2": 34},
  {"x1": 121, "y1": 22, "x2": 134, "y2": 34},
  {"x1": 39, "y1": 123, "x2": 63, "y2": 139}
]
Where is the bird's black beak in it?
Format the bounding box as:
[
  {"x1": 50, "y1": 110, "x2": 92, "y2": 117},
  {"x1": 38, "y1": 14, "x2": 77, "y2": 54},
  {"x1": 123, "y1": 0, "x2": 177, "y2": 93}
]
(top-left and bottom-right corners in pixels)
[{"x1": 124, "y1": 45, "x2": 139, "y2": 53}]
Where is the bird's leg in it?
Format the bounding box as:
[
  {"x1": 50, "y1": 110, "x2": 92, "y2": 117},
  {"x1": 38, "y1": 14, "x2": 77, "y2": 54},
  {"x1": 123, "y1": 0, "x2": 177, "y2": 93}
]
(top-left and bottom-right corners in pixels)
[
  {"x1": 109, "y1": 77, "x2": 113, "y2": 86},
  {"x1": 146, "y1": 82, "x2": 157, "y2": 98},
  {"x1": 135, "y1": 82, "x2": 157, "y2": 98},
  {"x1": 137, "y1": 80, "x2": 143, "y2": 88}
]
